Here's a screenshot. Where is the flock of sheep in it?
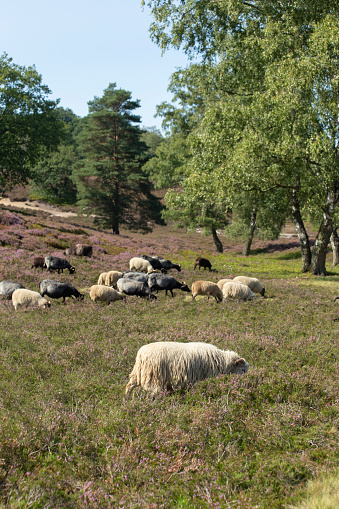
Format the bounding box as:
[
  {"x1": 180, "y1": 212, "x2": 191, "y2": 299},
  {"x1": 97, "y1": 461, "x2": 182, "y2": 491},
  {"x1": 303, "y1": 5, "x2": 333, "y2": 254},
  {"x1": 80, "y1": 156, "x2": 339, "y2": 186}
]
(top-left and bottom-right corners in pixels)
[{"x1": 1, "y1": 248, "x2": 265, "y2": 395}]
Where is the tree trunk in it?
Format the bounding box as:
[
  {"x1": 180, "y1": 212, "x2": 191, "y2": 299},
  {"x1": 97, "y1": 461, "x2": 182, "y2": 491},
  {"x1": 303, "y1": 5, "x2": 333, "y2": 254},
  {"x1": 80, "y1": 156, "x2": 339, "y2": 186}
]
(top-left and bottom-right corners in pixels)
[
  {"x1": 331, "y1": 228, "x2": 339, "y2": 266},
  {"x1": 310, "y1": 194, "x2": 335, "y2": 275},
  {"x1": 242, "y1": 208, "x2": 257, "y2": 256},
  {"x1": 311, "y1": 221, "x2": 333, "y2": 275},
  {"x1": 112, "y1": 185, "x2": 120, "y2": 235},
  {"x1": 291, "y1": 189, "x2": 312, "y2": 272},
  {"x1": 212, "y1": 228, "x2": 223, "y2": 253}
]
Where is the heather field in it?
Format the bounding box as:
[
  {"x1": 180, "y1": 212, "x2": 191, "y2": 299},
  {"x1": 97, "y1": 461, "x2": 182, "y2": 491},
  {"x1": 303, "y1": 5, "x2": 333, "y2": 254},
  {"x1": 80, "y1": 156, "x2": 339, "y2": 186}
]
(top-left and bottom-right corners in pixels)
[{"x1": 0, "y1": 206, "x2": 338, "y2": 509}]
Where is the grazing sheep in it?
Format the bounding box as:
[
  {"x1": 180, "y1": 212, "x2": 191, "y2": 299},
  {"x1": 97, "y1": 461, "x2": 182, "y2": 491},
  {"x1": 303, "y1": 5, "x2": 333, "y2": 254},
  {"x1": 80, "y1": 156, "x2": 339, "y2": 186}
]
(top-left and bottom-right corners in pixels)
[
  {"x1": 129, "y1": 257, "x2": 155, "y2": 274},
  {"x1": 0, "y1": 280, "x2": 25, "y2": 299},
  {"x1": 191, "y1": 281, "x2": 223, "y2": 303},
  {"x1": 31, "y1": 256, "x2": 45, "y2": 270},
  {"x1": 97, "y1": 272, "x2": 108, "y2": 285},
  {"x1": 39, "y1": 280, "x2": 84, "y2": 303},
  {"x1": 148, "y1": 274, "x2": 190, "y2": 297},
  {"x1": 194, "y1": 257, "x2": 212, "y2": 271},
  {"x1": 43, "y1": 256, "x2": 75, "y2": 274},
  {"x1": 217, "y1": 278, "x2": 234, "y2": 291},
  {"x1": 140, "y1": 255, "x2": 166, "y2": 272},
  {"x1": 125, "y1": 341, "x2": 249, "y2": 397},
  {"x1": 222, "y1": 282, "x2": 256, "y2": 302},
  {"x1": 117, "y1": 278, "x2": 156, "y2": 299},
  {"x1": 233, "y1": 276, "x2": 265, "y2": 296},
  {"x1": 64, "y1": 244, "x2": 93, "y2": 257},
  {"x1": 122, "y1": 271, "x2": 149, "y2": 283},
  {"x1": 153, "y1": 256, "x2": 181, "y2": 272},
  {"x1": 105, "y1": 271, "x2": 123, "y2": 288},
  {"x1": 12, "y1": 289, "x2": 51, "y2": 310},
  {"x1": 89, "y1": 285, "x2": 124, "y2": 305}
]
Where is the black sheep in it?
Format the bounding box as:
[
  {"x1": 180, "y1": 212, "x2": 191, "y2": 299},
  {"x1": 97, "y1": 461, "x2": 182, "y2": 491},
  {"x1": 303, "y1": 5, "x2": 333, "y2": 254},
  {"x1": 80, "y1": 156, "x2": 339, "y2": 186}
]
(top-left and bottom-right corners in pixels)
[{"x1": 39, "y1": 280, "x2": 84, "y2": 303}]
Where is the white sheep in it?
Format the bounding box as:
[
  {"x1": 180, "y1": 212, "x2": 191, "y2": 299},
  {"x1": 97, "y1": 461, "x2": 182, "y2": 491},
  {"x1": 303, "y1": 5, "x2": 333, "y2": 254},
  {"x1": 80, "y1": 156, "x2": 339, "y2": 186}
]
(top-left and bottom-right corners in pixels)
[
  {"x1": 97, "y1": 272, "x2": 108, "y2": 285},
  {"x1": 105, "y1": 270, "x2": 123, "y2": 288},
  {"x1": 125, "y1": 341, "x2": 249, "y2": 397},
  {"x1": 233, "y1": 276, "x2": 265, "y2": 296},
  {"x1": 222, "y1": 281, "x2": 256, "y2": 302},
  {"x1": 191, "y1": 281, "x2": 223, "y2": 303},
  {"x1": 12, "y1": 289, "x2": 51, "y2": 310},
  {"x1": 89, "y1": 285, "x2": 124, "y2": 305},
  {"x1": 217, "y1": 278, "x2": 234, "y2": 291},
  {"x1": 129, "y1": 257, "x2": 154, "y2": 274}
]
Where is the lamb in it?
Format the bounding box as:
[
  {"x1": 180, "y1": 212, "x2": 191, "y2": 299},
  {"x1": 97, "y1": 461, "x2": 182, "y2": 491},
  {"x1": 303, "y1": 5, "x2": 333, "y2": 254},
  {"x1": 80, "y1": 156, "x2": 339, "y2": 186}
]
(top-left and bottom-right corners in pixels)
[
  {"x1": 233, "y1": 276, "x2": 265, "y2": 296},
  {"x1": 12, "y1": 289, "x2": 51, "y2": 310},
  {"x1": 217, "y1": 278, "x2": 234, "y2": 291},
  {"x1": 125, "y1": 341, "x2": 249, "y2": 397},
  {"x1": 117, "y1": 278, "x2": 156, "y2": 299},
  {"x1": 97, "y1": 272, "x2": 108, "y2": 285},
  {"x1": 129, "y1": 257, "x2": 155, "y2": 274},
  {"x1": 0, "y1": 280, "x2": 25, "y2": 299},
  {"x1": 39, "y1": 280, "x2": 84, "y2": 303},
  {"x1": 105, "y1": 271, "x2": 123, "y2": 288},
  {"x1": 43, "y1": 255, "x2": 75, "y2": 274},
  {"x1": 222, "y1": 281, "x2": 256, "y2": 302},
  {"x1": 191, "y1": 281, "x2": 223, "y2": 303},
  {"x1": 31, "y1": 256, "x2": 45, "y2": 270},
  {"x1": 89, "y1": 285, "x2": 124, "y2": 305},
  {"x1": 194, "y1": 257, "x2": 212, "y2": 271}
]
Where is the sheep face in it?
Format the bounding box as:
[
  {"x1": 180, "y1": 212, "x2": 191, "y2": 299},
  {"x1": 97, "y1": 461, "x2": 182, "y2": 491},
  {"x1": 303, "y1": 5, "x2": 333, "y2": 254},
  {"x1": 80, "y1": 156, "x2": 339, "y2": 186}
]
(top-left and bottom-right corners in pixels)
[
  {"x1": 69, "y1": 266, "x2": 76, "y2": 274},
  {"x1": 230, "y1": 358, "x2": 249, "y2": 375},
  {"x1": 180, "y1": 282, "x2": 190, "y2": 293},
  {"x1": 260, "y1": 287, "x2": 266, "y2": 297}
]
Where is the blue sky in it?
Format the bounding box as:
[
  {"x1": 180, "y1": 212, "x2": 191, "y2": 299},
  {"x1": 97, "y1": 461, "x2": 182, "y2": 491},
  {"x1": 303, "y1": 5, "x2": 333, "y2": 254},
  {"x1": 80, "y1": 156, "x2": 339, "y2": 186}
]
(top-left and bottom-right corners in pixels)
[{"x1": 1, "y1": 0, "x2": 189, "y2": 131}]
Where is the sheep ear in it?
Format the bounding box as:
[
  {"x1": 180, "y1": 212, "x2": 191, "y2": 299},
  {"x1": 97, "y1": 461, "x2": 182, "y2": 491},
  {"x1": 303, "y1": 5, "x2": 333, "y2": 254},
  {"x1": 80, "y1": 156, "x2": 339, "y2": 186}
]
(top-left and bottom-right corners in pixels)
[{"x1": 235, "y1": 358, "x2": 246, "y2": 366}]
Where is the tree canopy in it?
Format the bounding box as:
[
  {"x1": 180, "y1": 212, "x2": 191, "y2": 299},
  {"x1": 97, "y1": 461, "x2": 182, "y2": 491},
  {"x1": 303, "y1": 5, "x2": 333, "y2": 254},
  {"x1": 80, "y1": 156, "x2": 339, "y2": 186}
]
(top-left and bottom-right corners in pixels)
[
  {"x1": 0, "y1": 53, "x2": 64, "y2": 193},
  {"x1": 144, "y1": 0, "x2": 339, "y2": 273}
]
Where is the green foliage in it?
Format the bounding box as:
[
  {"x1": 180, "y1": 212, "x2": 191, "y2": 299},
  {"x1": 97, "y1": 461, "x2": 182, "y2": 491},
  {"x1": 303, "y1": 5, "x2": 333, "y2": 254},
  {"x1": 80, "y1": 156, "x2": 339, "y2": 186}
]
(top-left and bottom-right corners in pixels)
[
  {"x1": 140, "y1": 125, "x2": 163, "y2": 157},
  {"x1": 73, "y1": 83, "x2": 164, "y2": 234},
  {"x1": 0, "y1": 53, "x2": 64, "y2": 193},
  {"x1": 143, "y1": 133, "x2": 191, "y2": 188},
  {"x1": 146, "y1": 0, "x2": 339, "y2": 272},
  {"x1": 30, "y1": 144, "x2": 78, "y2": 204}
]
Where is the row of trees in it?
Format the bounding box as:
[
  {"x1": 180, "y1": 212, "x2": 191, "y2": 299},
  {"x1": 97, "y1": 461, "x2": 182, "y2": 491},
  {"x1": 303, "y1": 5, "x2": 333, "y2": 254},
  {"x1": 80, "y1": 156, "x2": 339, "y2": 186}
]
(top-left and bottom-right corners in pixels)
[
  {"x1": 0, "y1": 53, "x2": 164, "y2": 234},
  {"x1": 142, "y1": 0, "x2": 339, "y2": 275}
]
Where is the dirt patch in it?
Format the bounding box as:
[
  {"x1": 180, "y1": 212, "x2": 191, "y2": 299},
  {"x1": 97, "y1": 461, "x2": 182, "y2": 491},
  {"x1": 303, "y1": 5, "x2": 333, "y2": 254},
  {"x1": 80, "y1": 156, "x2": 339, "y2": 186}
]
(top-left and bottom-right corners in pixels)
[{"x1": 0, "y1": 198, "x2": 78, "y2": 218}]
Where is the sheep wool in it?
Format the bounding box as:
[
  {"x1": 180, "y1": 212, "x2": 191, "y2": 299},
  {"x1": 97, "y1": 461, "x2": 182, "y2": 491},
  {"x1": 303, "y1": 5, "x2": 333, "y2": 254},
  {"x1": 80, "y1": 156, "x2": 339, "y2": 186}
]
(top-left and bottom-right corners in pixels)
[
  {"x1": 105, "y1": 271, "x2": 123, "y2": 288},
  {"x1": 89, "y1": 285, "x2": 124, "y2": 305},
  {"x1": 129, "y1": 257, "x2": 154, "y2": 274},
  {"x1": 126, "y1": 341, "x2": 249, "y2": 396},
  {"x1": 97, "y1": 272, "x2": 108, "y2": 286},
  {"x1": 217, "y1": 278, "x2": 234, "y2": 291},
  {"x1": 222, "y1": 281, "x2": 256, "y2": 301},
  {"x1": 233, "y1": 276, "x2": 265, "y2": 296},
  {"x1": 191, "y1": 281, "x2": 223, "y2": 303},
  {"x1": 12, "y1": 289, "x2": 50, "y2": 310}
]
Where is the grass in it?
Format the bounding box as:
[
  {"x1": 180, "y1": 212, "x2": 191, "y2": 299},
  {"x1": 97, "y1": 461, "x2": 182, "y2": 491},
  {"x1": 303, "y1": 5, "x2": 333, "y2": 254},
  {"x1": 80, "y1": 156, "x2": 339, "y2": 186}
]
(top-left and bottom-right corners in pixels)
[{"x1": 0, "y1": 210, "x2": 338, "y2": 508}]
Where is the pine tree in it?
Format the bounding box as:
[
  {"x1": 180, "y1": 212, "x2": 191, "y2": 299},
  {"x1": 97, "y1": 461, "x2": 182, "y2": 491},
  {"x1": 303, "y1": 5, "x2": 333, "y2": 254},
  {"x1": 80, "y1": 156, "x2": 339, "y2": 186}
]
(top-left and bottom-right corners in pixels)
[{"x1": 73, "y1": 84, "x2": 163, "y2": 234}]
